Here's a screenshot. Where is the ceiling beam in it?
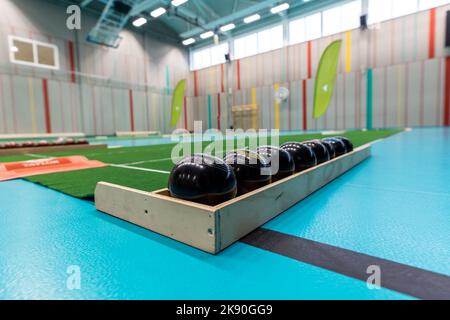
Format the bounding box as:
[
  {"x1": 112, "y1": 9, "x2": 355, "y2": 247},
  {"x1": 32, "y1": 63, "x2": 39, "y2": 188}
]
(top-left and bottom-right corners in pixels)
[
  {"x1": 180, "y1": 0, "x2": 291, "y2": 39},
  {"x1": 81, "y1": 0, "x2": 95, "y2": 7},
  {"x1": 130, "y1": 0, "x2": 206, "y2": 25}
]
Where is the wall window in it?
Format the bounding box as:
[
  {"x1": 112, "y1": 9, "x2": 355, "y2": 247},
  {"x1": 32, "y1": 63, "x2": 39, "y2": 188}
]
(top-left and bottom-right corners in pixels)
[
  {"x1": 234, "y1": 25, "x2": 283, "y2": 60},
  {"x1": 323, "y1": 1, "x2": 361, "y2": 36},
  {"x1": 419, "y1": 0, "x2": 450, "y2": 10},
  {"x1": 8, "y1": 36, "x2": 59, "y2": 70},
  {"x1": 192, "y1": 47, "x2": 211, "y2": 70},
  {"x1": 304, "y1": 13, "x2": 322, "y2": 41},
  {"x1": 192, "y1": 42, "x2": 230, "y2": 70},
  {"x1": 234, "y1": 33, "x2": 258, "y2": 59},
  {"x1": 211, "y1": 43, "x2": 229, "y2": 65},
  {"x1": 289, "y1": 17, "x2": 306, "y2": 45},
  {"x1": 341, "y1": 0, "x2": 362, "y2": 31},
  {"x1": 258, "y1": 25, "x2": 284, "y2": 53},
  {"x1": 368, "y1": 0, "x2": 393, "y2": 24},
  {"x1": 322, "y1": 6, "x2": 341, "y2": 37}
]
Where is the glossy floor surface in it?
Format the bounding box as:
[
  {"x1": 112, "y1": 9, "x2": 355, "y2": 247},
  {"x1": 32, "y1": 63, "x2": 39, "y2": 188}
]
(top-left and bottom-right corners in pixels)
[{"x1": 1, "y1": 128, "x2": 449, "y2": 299}]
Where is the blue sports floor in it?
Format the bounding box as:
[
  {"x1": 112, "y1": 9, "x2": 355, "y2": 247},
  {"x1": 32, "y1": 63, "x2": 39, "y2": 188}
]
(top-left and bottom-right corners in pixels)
[{"x1": 0, "y1": 128, "x2": 449, "y2": 300}]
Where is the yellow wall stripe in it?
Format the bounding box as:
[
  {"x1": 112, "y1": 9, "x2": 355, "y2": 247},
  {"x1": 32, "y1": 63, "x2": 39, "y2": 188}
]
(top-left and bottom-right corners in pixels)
[
  {"x1": 28, "y1": 78, "x2": 37, "y2": 133},
  {"x1": 345, "y1": 31, "x2": 352, "y2": 73},
  {"x1": 252, "y1": 87, "x2": 257, "y2": 129},
  {"x1": 274, "y1": 83, "x2": 280, "y2": 130}
]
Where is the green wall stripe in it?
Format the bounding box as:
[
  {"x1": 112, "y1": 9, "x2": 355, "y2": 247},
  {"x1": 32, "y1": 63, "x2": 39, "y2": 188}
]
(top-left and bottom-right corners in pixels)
[
  {"x1": 208, "y1": 95, "x2": 212, "y2": 129},
  {"x1": 165, "y1": 66, "x2": 170, "y2": 95},
  {"x1": 367, "y1": 69, "x2": 373, "y2": 130}
]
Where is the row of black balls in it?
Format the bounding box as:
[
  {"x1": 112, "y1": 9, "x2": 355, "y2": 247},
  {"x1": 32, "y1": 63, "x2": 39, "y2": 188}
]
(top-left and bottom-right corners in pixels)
[{"x1": 169, "y1": 137, "x2": 354, "y2": 206}]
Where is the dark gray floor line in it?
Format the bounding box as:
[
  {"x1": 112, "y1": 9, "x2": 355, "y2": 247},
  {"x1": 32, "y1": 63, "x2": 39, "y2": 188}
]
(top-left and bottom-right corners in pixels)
[{"x1": 241, "y1": 228, "x2": 450, "y2": 300}]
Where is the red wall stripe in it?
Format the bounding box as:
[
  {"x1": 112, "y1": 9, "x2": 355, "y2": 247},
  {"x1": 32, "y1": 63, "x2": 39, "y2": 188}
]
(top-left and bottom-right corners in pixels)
[
  {"x1": 444, "y1": 57, "x2": 450, "y2": 127},
  {"x1": 302, "y1": 79, "x2": 308, "y2": 131},
  {"x1": 217, "y1": 93, "x2": 221, "y2": 130},
  {"x1": 68, "y1": 41, "x2": 76, "y2": 83},
  {"x1": 236, "y1": 60, "x2": 241, "y2": 90},
  {"x1": 58, "y1": 81, "x2": 65, "y2": 132},
  {"x1": 307, "y1": 41, "x2": 312, "y2": 79},
  {"x1": 429, "y1": 8, "x2": 436, "y2": 59},
  {"x1": 184, "y1": 96, "x2": 188, "y2": 130},
  {"x1": 129, "y1": 89, "x2": 135, "y2": 132},
  {"x1": 42, "y1": 79, "x2": 52, "y2": 134},
  {"x1": 220, "y1": 64, "x2": 225, "y2": 93},
  {"x1": 194, "y1": 70, "x2": 198, "y2": 97}
]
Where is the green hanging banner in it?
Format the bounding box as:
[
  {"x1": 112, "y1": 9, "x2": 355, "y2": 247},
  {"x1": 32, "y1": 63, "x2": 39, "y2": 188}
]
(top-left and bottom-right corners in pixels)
[
  {"x1": 313, "y1": 40, "x2": 342, "y2": 119},
  {"x1": 170, "y1": 79, "x2": 186, "y2": 127}
]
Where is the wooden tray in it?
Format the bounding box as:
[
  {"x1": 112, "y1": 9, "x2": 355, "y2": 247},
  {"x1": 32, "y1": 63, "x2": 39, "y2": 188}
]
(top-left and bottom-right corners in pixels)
[
  {"x1": 0, "y1": 144, "x2": 108, "y2": 156},
  {"x1": 95, "y1": 144, "x2": 371, "y2": 254}
]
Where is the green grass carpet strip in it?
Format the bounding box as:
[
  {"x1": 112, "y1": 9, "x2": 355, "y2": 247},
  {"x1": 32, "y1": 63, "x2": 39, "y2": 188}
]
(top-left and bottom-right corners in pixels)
[{"x1": 0, "y1": 130, "x2": 402, "y2": 200}]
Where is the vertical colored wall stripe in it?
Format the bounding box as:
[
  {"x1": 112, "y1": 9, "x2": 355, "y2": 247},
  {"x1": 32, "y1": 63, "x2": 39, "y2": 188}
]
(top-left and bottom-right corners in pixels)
[
  {"x1": 366, "y1": 69, "x2": 373, "y2": 130},
  {"x1": 307, "y1": 41, "x2": 312, "y2": 79},
  {"x1": 28, "y1": 78, "x2": 37, "y2": 133},
  {"x1": 302, "y1": 80, "x2": 308, "y2": 131},
  {"x1": 429, "y1": 8, "x2": 436, "y2": 59},
  {"x1": 251, "y1": 87, "x2": 257, "y2": 129},
  {"x1": 236, "y1": 60, "x2": 241, "y2": 90},
  {"x1": 42, "y1": 79, "x2": 52, "y2": 134},
  {"x1": 444, "y1": 57, "x2": 450, "y2": 126},
  {"x1": 207, "y1": 95, "x2": 212, "y2": 129},
  {"x1": 345, "y1": 32, "x2": 352, "y2": 73},
  {"x1": 129, "y1": 89, "x2": 135, "y2": 132},
  {"x1": 165, "y1": 66, "x2": 170, "y2": 95},
  {"x1": 194, "y1": 70, "x2": 198, "y2": 97},
  {"x1": 220, "y1": 64, "x2": 225, "y2": 93},
  {"x1": 217, "y1": 93, "x2": 221, "y2": 130},
  {"x1": 296, "y1": 81, "x2": 301, "y2": 130},
  {"x1": 68, "y1": 41, "x2": 76, "y2": 83},
  {"x1": 274, "y1": 83, "x2": 280, "y2": 130},
  {"x1": 184, "y1": 96, "x2": 188, "y2": 130}
]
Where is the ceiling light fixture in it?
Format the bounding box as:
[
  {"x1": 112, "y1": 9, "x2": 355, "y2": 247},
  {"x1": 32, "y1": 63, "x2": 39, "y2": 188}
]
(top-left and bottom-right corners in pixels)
[
  {"x1": 243, "y1": 14, "x2": 261, "y2": 24},
  {"x1": 200, "y1": 31, "x2": 215, "y2": 39},
  {"x1": 171, "y1": 0, "x2": 188, "y2": 7},
  {"x1": 270, "y1": 3, "x2": 290, "y2": 14},
  {"x1": 150, "y1": 7, "x2": 167, "y2": 18},
  {"x1": 132, "y1": 17, "x2": 147, "y2": 27},
  {"x1": 220, "y1": 23, "x2": 236, "y2": 32},
  {"x1": 182, "y1": 38, "x2": 196, "y2": 45}
]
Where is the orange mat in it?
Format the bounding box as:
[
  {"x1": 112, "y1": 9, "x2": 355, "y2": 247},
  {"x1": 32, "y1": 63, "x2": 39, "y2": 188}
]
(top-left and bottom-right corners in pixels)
[{"x1": 0, "y1": 156, "x2": 107, "y2": 181}]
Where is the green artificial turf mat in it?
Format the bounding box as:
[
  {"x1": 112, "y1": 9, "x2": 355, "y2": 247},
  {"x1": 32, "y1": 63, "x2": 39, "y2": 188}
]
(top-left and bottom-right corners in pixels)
[{"x1": 0, "y1": 129, "x2": 403, "y2": 199}]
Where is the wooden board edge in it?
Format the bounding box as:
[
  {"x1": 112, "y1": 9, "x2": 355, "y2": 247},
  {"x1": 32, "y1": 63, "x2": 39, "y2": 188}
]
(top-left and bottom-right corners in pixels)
[
  {"x1": 216, "y1": 145, "x2": 371, "y2": 252},
  {"x1": 95, "y1": 182, "x2": 218, "y2": 254}
]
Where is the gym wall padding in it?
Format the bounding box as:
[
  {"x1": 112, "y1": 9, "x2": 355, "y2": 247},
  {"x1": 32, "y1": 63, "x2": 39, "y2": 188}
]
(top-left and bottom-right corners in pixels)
[
  {"x1": 187, "y1": 5, "x2": 450, "y2": 131},
  {"x1": 0, "y1": 0, "x2": 189, "y2": 135}
]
